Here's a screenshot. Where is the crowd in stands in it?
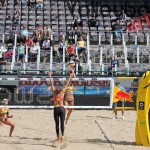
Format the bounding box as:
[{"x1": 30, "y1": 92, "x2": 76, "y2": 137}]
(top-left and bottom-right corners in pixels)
[{"x1": 0, "y1": 0, "x2": 148, "y2": 74}]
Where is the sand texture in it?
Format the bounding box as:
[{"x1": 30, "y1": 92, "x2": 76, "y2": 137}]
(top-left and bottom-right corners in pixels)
[{"x1": 0, "y1": 109, "x2": 150, "y2": 150}]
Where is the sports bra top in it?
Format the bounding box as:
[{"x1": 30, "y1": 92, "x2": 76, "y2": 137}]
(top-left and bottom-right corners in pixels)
[
  {"x1": 54, "y1": 94, "x2": 64, "y2": 102},
  {"x1": 0, "y1": 107, "x2": 9, "y2": 115},
  {"x1": 66, "y1": 86, "x2": 73, "y2": 92}
]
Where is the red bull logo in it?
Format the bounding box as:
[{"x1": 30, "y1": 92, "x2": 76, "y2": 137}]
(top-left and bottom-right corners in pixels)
[{"x1": 113, "y1": 86, "x2": 134, "y2": 103}]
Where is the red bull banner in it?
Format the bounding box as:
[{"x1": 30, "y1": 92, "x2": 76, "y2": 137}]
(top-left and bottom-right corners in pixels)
[{"x1": 0, "y1": 76, "x2": 140, "y2": 107}]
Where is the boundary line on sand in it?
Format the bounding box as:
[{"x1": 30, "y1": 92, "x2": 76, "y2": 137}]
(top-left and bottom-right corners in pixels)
[{"x1": 95, "y1": 120, "x2": 115, "y2": 150}]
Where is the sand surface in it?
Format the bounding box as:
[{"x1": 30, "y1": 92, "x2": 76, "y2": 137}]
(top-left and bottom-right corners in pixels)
[{"x1": 0, "y1": 109, "x2": 150, "y2": 150}]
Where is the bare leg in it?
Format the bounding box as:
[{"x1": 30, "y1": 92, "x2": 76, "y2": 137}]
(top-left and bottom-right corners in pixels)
[
  {"x1": 122, "y1": 109, "x2": 125, "y2": 119},
  {"x1": 65, "y1": 108, "x2": 73, "y2": 124},
  {"x1": 3, "y1": 119, "x2": 15, "y2": 137},
  {"x1": 114, "y1": 107, "x2": 117, "y2": 116}
]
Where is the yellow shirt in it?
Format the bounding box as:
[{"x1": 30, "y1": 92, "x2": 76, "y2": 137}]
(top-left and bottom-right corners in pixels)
[{"x1": 77, "y1": 41, "x2": 86, "y2": 48}]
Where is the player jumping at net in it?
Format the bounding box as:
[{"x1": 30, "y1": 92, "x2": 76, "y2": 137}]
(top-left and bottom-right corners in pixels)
[
  {"x1": 64, "y1": 80, "x2": 75, "y2": 124},
  {"x1": 64, "y1": 69, "x2": 76, "y2": 124},
  {"x1": 48, "y1": 72, "x2": 74, "y2": 143},
  {"x1": 0, "y1": 98, "x2": 15, "y2": 137}
]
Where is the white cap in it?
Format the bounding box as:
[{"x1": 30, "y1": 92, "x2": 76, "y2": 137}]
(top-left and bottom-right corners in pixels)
[{"x1": 1, "y1": 98, "x2": 9, "y2": 103}]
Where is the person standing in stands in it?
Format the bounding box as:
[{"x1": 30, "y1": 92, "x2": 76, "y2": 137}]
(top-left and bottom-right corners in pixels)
[
  {"x1": 119, "y1": 10, "x2": 127, "y2": 22},
  {"x1": 89, "y1": 15, "x2": 98, "y2": 30},
  {"x1": 72, "y1": 15, "x2": 83, "y2": 29}
]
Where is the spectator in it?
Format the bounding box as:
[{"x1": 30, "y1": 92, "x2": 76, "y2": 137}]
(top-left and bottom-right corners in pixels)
[
  {"x1": 72, "y1": 15, "x2": 83, "y2": 29},
  {"x1": 111, "y1": 55, "x2": 119, "y2": 68},
  {"x1": 20, "y1": 25, "x2": 28, "y2": 42},
  {"x1": 112, "y1": 20, "x2": 122, "y2": 39},
  {"x1": 43, "y1": 26, "x2": 52, "y2": 38},
  {"x1": 13, "y1": 10, "x2": 20, "y2": 25},
  {"x1": 73, "y1": 55, "x2": 82, "y2": 74},
  {"x1": 75, "y1": 26, "x2": 82, "y2": 38},
  {"x1": 88, "y1": 15, "x2": 98, "y2": 30},
  {"x1": 34, "y1": 37, "x2": 41, "y2": 47},
  {"x1": 67, "y1": 42, "x2": 75, "y2": 61},
  {"x1": 27, "y1": 0, "x2": 35, "y2": 8},
  {"x1": 12, "y1": 26, "x2": 20, "y2": 36},
  {"x1": 68, "y1": 26, "x2": 75, "y2": 38},
  {"x1": 0, "y1": 0, "x2": 6, "y2": 6},
  {"x1": 127, "y1": 20, "x2": 138, "y2": 33},
  {"x1": 34, "y1": 24, "x2": 43, "y2": 39},
  {"x1": 77, "y1": 36, "x2": 86, "y2": 55},
  {"x1": 36, "y1": 0, "x2": 43, "y2": 10},
  {"x1": 17, "y1": 42, "x2": 25, "y2": 62},
  {"x1": 14, "y1": 0, "x2": 20, "y2": 5},
  {"x1": 42, "y1": 37, "x2": 51, "y2": 51},
  {"x1": 25, "y1": 36, "x2": 33, "y2": 48},
  {"x1": 119, "y1": 10, "x2": 127, "y2": 22},
  {"x1": 58, "y1": 37, "x2": 65, "y2": 54},
  {"x1": 110, "y1": 55, "x2": 119, "y2": 75},
  {"x1": 29, "y1": 42, "x2": 38, "y2": 62},
  {"x1": 0, "y1": 53, "x2": 6, "y2": 73}
]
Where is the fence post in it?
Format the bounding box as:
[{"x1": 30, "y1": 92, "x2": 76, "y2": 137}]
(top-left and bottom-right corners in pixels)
[
  {"x1": 50, "y1": 46, "x2": 53, "y2": 72},
  {"x1": 89, "y1": 59, "x2": 91, "y2": 75},
  {"x1": 135, "y1": 35, "x2": 137, "y2": 45},
  {"x1": 99, "y1": 46, "x2": 103, "y2": 66},
  {"x1": 99, "y1": 32, "x2": 101, "y2": 45},
  {"x1": 102, "y1": 64, "x2": 104, "y2": 75},
  {"x1": 2, "y1": 34, "x2": 4, "y2": 43},
  {"x1": 37, "y1": 46, "x2": 40, "y2": 74},
  {"x1": 122, "y1": 34, "x2": 125, "y2": 45},
  {"x1": 147, "y1": 35, "x2": 149, "y2": 45},
  {"x1": 76, "y1": 63, "x2": 78, "y2": 75},
  {"x1": 11, "y1": 46, "x2": 16, "y2": 73},
  {"x1": 14, "y1": 34, "x2": 17, "y2": 47},
  {"x1": 87, "y1": 33, "x2": 90, "y2": 64},
  {"x1": 115, "y1": 63, "x2": 117, "y2": 75},
  {"x1": 63, "y1": 46, "x2": 65, "y2": 75},
  {"x1": 110, "y1": 34, "x2": 113, "y2": 45},
  {"x1": 137, "y1": 47, "x2": 139, "y2": 64},
  {"x1": 25, "y1": 45, "x2": 28, "y2": 63}
]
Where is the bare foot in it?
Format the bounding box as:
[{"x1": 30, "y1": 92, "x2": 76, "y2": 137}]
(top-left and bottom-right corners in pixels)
[{"x1": 65, "y1": 119, "x2": 68, "y2": 125}]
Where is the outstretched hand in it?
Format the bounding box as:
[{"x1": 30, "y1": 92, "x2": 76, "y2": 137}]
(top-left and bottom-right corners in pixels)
[
  {"x1": 71, "y1": 68, "x2": 76, "y2": 78},
  {"x1": 8, "y1": 115, "x2": 13, "y2": 118},
  {"x1": 48, "y1": 72, "x2": 52, "y2": 77}
]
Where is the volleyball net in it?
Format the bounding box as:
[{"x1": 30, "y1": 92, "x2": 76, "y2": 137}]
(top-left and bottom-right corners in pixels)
[{"x1": 0, "y1": 77, "x2": 114, "y2": 109}]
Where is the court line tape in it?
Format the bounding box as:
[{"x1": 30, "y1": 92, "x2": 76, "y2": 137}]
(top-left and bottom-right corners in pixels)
[{"x1": 95, "y1": 120, "x2": 115, "y2": 150}]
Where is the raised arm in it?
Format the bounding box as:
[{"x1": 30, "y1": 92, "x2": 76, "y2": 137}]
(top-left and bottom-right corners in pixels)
[
  {"x1": 62, "y1": 74, "x2": 73, "y2": 93},
  {"x1": 48, "y1": 72, "x2": 55, "y2": 92}
]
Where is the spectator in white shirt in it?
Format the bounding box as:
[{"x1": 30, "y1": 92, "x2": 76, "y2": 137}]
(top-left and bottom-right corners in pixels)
[{"x1": 42, "y1": 37, "x2": 51, "y2": 50}]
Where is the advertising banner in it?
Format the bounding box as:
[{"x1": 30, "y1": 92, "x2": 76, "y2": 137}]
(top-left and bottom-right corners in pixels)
[{"x1": 0, "y1": 77, "x2": 139, "y2": 107}]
